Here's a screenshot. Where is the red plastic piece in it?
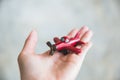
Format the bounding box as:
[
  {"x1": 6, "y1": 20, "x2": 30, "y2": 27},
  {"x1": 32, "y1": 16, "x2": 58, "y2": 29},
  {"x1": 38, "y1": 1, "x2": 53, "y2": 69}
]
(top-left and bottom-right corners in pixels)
[{"x1": 46, "y1": 31, "x2": 85, "y2": 55}]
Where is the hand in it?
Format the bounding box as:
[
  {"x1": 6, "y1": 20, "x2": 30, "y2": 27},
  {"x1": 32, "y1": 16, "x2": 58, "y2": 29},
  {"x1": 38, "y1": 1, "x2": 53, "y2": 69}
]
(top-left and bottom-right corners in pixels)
[{"x1": 18, "y1": 26, "x2": 93, "y2": 80}]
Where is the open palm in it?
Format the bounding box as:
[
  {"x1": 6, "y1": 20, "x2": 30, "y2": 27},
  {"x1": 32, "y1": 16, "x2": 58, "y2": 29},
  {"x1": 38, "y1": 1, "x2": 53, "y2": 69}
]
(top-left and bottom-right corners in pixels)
[{"x1": 18, "y1": 26, "x2": 93, "y2": 80}]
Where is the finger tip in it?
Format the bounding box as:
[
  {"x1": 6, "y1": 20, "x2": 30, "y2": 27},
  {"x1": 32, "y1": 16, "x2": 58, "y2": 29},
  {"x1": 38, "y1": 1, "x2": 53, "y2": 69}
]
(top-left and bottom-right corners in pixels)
[
  {"x1": 67, "y1": 28, "x2": 79, "y2": 38},
  {"x1": 88, "y1": 30, "x2": 93, "y2": 37},
  {"x1": 28, "y1": 29, "x2": 38, "y2": 42},
  {"x1": 82, "y1": 25, "x2": 89, "y2": 30},
  {"x1": 72, "y1": 28, "x2": 79, "y2": 32},
  {"x1": 31, "y1": 29, "x2": 37, "y2": 35}
]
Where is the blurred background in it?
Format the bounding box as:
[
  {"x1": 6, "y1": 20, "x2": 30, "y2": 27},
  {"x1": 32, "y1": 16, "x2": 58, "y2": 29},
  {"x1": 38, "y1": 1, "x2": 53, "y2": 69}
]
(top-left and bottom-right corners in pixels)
[{"x1": 0, "y1": 0, "x2": 120, "y2": 80}]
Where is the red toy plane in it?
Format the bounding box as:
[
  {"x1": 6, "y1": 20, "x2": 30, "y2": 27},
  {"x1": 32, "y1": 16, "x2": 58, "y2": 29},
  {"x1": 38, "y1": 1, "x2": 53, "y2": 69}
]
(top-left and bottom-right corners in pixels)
[{"x1": 46, "y1": 31, "x2": 86, "y2": 55}]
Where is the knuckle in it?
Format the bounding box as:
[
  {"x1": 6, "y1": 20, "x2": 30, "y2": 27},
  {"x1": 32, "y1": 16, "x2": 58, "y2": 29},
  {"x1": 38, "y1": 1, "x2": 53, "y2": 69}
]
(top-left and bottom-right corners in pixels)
[{"x1": 17, "y1": 52, "x2": 26, "y2": 62}]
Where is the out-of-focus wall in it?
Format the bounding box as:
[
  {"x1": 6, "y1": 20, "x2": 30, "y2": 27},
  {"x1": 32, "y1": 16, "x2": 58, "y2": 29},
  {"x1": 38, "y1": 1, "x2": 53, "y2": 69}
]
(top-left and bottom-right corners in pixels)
[{"x1": 0, "y1": 0, "x2": 120, "y2": 80}]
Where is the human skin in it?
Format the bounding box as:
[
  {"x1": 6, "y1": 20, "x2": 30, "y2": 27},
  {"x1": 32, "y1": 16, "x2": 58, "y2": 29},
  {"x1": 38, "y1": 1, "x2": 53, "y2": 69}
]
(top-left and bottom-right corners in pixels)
[{"x1": 18, "y1": 26, "x2": 93, "y2": 80}]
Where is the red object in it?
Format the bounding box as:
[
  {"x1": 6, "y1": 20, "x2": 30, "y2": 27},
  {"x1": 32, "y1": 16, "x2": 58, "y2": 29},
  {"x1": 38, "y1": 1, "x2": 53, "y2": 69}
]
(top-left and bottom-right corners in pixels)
[{"x1": 46, "y1": 31, "x2": 85, "y2": 55}]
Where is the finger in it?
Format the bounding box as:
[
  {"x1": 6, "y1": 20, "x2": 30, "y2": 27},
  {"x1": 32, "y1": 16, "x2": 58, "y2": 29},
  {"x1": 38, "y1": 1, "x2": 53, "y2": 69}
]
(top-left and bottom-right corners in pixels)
[
  {"x1": 67, "y1": 28, "x2": 79, "y2": 38},
  {"x1": 66, "y1": 42, "x2": 92, "y2": 65},
  {"x1": 21, "y1": 30, "x2": 38, "y2": 54},
  {"x1": 59, "y1": 27, "x2": 89, "y2": 57},
  {"x1": 65, "y1": 29, "x2": 93, "y2": 64},
  {"x1": 78, "y1": 42, "x2": 92, "y2": 56},
  {"x1": 76, "y1": 30, "x2": 93, "y2": 55},
  {"x1": 75, "y1": 26, "x2": 89, "y2": 39},
  {"x1": 80, "y1": 30, "x2": 93, "y2": 42}
]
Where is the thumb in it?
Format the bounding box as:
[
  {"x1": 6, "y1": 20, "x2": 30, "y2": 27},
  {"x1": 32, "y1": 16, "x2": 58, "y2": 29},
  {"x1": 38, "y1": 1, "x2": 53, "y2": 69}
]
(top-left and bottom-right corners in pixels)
[{"x1": 21, "y1": 30, "x2": 38, "y2": 54}]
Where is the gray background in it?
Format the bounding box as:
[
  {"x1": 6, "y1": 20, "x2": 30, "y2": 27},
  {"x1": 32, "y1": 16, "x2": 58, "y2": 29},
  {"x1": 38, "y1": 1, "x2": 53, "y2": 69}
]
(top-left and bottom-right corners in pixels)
[{"x1": 0, "y1": 0, "x2": 120, "y2": 80}]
